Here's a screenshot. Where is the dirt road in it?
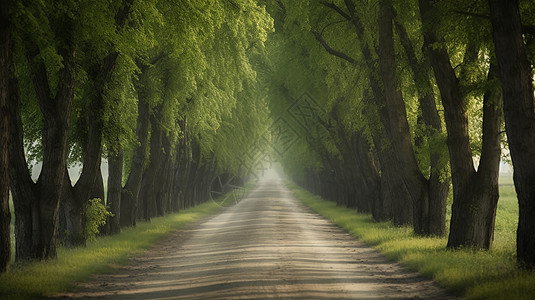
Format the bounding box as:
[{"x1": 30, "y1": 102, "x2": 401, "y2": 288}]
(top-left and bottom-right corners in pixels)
[{"x1": 59, "y1": 171, "x2": 455, "y2": 299}]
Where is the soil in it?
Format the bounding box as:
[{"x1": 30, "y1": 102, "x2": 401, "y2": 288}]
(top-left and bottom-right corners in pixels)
[{"x1": 55, "y1": 172, "x2": 457, "y2": 299}]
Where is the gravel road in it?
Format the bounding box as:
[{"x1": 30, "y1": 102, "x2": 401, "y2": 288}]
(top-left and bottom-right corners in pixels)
[{"x1": 58, "y1": 171, "x2": 456, "y2": 299}]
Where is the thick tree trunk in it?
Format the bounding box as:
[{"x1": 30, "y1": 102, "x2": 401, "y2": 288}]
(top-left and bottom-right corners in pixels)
[
  {"x1": 419, "y1": 0, "x2": 502, "y2": 249},
  {"x1": 139, "y1": 112, "x2": 164, "y2": 221},
  {"x1": 0, "y1": 0, "x2": 11, "y2": 272},
  {"x1": 107, "y1": 148, "x2": 123, "y2": 234},
  {"x1": 57, "y1": 0, "x2": 131, "y2": 240},
  {"x1": 333, "y1": 0, "x2": 414, "y2": 225},
  {"x1": 155, "y1": 135, "x2": 173, "y2": 216},
  {"x1": 58, "y1": 172, "x2": 84, "y2": 247},
  {"x1": 351, "y1": 131, "x2": 380, "y2": 214},
  {"x1": 59, "y1": 88, "x2": 104, "y2": 247},
  {"x1": 489, "y1": 0, "x2": 535, "y2": 268},
  {"x1": 447, "y1": 64, "x2": 502, "y2": 249},
  {"x1": 394, "y1": 18, "x2": 449, "y2": 236},
  {"x1": 120, "y1": 97, "x2": 150, "y2": 227},
  {"x1": 378, "y1": 0, "x2": 429, "y2": 231},
  {"x1": 29, "y1": 29, "x2": 75, "y2": 259},
  {"x1": 7, "y1": 73, "x2": 37, "y2": 262}
]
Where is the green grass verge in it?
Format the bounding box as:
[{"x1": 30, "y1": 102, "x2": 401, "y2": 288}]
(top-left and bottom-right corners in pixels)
[
  {"x1": 0, "y1": 182, "x2": 256, "y2": 300},
  {"x1": 286, "y1": 181, "x2": 535, "y2": 299}
]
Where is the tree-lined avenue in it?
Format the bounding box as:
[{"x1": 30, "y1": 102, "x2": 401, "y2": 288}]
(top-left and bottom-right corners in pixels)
[{"x1": 57, "y1": 170, "x2": 454, "y2": 299}]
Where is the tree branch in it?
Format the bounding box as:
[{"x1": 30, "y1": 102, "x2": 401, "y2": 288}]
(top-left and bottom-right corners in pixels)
[
  {"x1": 320, "y1": 19, "x2": 350, "y2": 35},
  {"x1": 343, "y1": 0, "x2": 356, "y2": 17},
  {"x1": 320, "y1": 1, "x2": 352, "y2": 20},
  {"x1": 277, "y1": 0, "x2": 286, "y2": 17},
  {"x1": 311, "y1": 31, "x2": 356, "y2": 64}
]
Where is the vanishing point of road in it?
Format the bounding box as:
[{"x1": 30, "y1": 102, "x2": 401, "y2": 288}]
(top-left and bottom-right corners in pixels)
[{"x1": 59, "y1": 170, "x2": 455, "y2": 299}]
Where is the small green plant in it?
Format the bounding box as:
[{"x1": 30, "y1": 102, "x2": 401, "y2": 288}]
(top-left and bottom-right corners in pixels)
[{"x1": 85, "y1": 198, "x2": 113, "y2": 241}]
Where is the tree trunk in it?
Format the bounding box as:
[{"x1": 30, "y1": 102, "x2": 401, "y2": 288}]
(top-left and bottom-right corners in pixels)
[
  {"x1": 419, "y1": 0, "x2": 502, "y2": 249},
  {"x1": 155, "y1": 135, "x2": 173, "y2": 215},
  {"x1": 27, "y1": 23, "x2": 76, "y2": 259},
  {"x1": 0, "y1": 0, "x2": 11, "y2": 272},
  {"x1": 448, "y1": 64, "x2": 502, "y2": 248},
  {"x1": 57, "y1": 0, "x2": 132, "y2": 240},
  {"x1": 138, "y1": 112, "x2": 164, "y2": 221},
  {"x1": 394, "y1": 18, "x2": 449, "y2": 236},
  {"x1": 59, "y1": 85, "x2": 105, "y2": 247},
  {"x1": 379, "y1": 0, "x2": 430, "y2": 231},
  {"x1": 58, "y1": 171, "x2": 85, "y2": 247},
  {"x1": 107, "y1": 148, "x2": 123, "y2": 234},
  {"x1": 489, "y1": 0, "x2": 535, "y2": 268},
  {"x1": 352, "y1": 131, "x2": 380, "y2": 214},
  {"x1": 334, "y1": 0, "x2": 414, "y2": 225},
  {"x1": 7, "y1": 71, "x2": 37, "y2": 262},
  {"x1": 120, "y1": 96, "x2": 150, "y2": 227}
]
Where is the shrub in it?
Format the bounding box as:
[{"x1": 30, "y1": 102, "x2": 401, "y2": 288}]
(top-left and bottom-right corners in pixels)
[{"x1": 85, "y1": 198, "x2": 112, "y2": 241}]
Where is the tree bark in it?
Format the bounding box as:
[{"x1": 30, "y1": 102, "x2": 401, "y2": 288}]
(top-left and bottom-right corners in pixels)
[
  {"x1": 7, "y1": 71, "x2": 37, "y2": 262},
  {"x1": 107, "y1": 148, "x2": 123, "y2": 234},
  {"x1": 351, "y1": 130, "x2": 381, "y2": 214},
  {"x1": 489, "y1": 0, "x2": 535, "y2": 268},
  {"x1": 0, "y1": 0, "x2": 11, "y2": 272},
  {"x1": 120, "y1": 96, "x2": 150, "y2": 227},
  {"x1": 138, "y1": 111, "x2": 164, "y2": 221}
]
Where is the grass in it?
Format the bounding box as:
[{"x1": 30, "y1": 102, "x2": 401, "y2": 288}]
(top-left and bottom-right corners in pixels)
[
  {"x1": 286, "y1": 179, "x2": 535, "y2": 299},
  {"x1": 0, "y1": 182, "x2": 256, "y2": 299}
]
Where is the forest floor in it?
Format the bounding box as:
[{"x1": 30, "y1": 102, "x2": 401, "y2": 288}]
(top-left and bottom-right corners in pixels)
[{"x1": 55, "y1": 172, "x2": 456, "y2": 299}]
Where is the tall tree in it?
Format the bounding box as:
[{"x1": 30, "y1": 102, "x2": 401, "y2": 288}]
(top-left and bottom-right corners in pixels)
[
  {"x1": 393, "y1": 7, "x2": 450, "y2": 236},
  {"x1": 489, "y1": 0, "x2": 535, "y2": 268},
  {"x1": 9, "y1": 1, "x2": 76, "y2": 260},
  {"x1": 418, "y1": 0, "x2": 503, "y2": 249},
  {"x1": 59, "y1": 0, "x2": 137, "y2": 246}
]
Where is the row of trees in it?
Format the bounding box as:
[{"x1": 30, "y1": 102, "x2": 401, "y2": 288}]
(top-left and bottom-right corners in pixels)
[
  {"x1": 1, "y1": 0, "x2": 534, "y2": 276},
  {"x1": 0, "y1": 0, "x2": 273, "y2": 273},
  {"x1": 264, "y1": 0, "x2": 535, "y2": 269}
]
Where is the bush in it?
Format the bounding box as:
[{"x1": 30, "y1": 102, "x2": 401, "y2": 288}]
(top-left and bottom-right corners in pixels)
[{"x1": 85, "y1": 199, "x2": 112, "y2": 241}]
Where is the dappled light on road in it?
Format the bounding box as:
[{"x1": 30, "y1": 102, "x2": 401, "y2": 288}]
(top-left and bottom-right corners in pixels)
[{"x1": 58, "y1": 172, "x2": 454, "y2": 299}]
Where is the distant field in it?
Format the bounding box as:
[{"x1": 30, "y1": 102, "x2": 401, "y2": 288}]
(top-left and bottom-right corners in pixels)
[{"x1": 499, "y1": 173, "x2": 514, "y2": 186}]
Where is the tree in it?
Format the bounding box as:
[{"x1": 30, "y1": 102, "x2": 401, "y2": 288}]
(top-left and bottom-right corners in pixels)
[
  {"x1": 59, "y1": 0, "x2": 139, "y2": 245},
  {"x1": 309, "y1": 0, "x2": 449, "y2": 234},
  {"x1": 418, "y1": 0, "x2": 503, "y2": 249},
  {"x1": 8, "y1": 0, "x2": 77, "y2": 260},
  {"x1": 489, "y1": 0, "x2": 535, "y2": 268}
]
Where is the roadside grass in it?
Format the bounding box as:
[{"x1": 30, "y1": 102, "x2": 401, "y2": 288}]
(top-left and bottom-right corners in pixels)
[
  {"x1": 286, "y1": 180, "x2": 535, "y2": 299},
  {"x1": 0, "y1": 182, "x2": 256, "y2": 299}
]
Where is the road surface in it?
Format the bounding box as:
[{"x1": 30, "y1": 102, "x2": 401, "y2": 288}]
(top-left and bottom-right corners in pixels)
[{"x1": 59, "y1": 171, "x2": 455, "y2": 299}]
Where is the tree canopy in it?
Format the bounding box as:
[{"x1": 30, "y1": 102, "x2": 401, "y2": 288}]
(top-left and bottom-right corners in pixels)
[{"x1": 1, "y1": 0, "x2": 535, "y2": 273}]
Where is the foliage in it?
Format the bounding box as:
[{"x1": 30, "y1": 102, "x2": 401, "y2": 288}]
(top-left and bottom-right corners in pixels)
[{"x1": 84, "y1": 199, "x2": 113, "y2": 242}]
